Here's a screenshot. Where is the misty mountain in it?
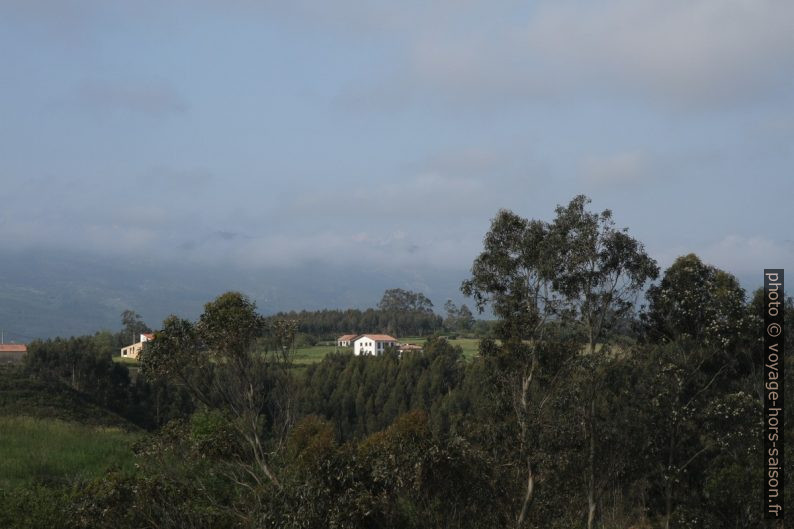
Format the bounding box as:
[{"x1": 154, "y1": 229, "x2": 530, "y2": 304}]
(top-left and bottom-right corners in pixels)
[{"x1": 0, "y1": 250, "x2": 471, "y2": 341}]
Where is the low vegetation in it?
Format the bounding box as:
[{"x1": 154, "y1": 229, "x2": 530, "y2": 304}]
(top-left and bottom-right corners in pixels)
[{"x1": 0, "y1": 416, "x2": 138, "y2": 489}]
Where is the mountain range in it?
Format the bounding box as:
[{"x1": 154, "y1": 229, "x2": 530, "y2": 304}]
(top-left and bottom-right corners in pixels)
[{"x1": 0, "y1": 250, "x2": 471, "y2": 341}]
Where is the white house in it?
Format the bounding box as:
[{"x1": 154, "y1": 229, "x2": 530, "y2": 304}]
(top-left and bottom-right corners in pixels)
[
  {"x1": 120, "y1": 333, "x2": 154, "y2": 360},
  {"x1": 337, "y1": 334, "x2": 358, "y2": 347},
  {"x1": 353, "y1": 334, "x2": 397, "y2": 356}
]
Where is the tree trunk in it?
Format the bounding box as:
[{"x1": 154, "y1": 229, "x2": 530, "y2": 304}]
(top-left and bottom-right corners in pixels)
[
  {"x1": 587, "y1": 498, "x2": 597, "y2": 529},
  {"x1": 517, "y1": 459, "x2": 535, "y2": 528},
  {"x1": 587, "y1": 399, "x2": 597, "y2": 529},
  {"x1": 664, "y1": 428, "x2": 676, "y2": 529},
  {"x1": 588, "y1": 327, "x2": 596, "y2": 355},
  {"x1": 155, "y1": 391, "x2": 161, "y2": 427}
]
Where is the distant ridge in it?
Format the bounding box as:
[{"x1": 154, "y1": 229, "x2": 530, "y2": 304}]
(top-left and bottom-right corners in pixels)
[{"x1": 0, "y1": 249, "x2": 470, "y2": 339}]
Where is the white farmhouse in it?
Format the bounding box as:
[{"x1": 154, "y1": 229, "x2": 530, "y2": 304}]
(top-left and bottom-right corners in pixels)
[
  {"x1": 353, "y1": 334, "x2": 397, "y2": 356},
  {"x1": 337, "y1": 334, "x2": 358, "y2": 347},
  {"x1": 120, "y1": 333, "x2": 154, "y2": 360}
]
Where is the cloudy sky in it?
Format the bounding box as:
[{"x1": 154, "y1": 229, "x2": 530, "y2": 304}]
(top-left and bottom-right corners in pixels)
[{"x1": 1, "y1": 0, "x2": 793, "y2": 303}]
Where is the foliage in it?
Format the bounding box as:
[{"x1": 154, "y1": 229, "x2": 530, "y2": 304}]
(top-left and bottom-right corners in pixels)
[
  {"x1": 23, "y1": 334, "x2": 192, "y2": 430},
  {"x1": 462, "y1": 208, "x2": 558, "y2": 344},
  {"x1": 550, "y1": 195, "x2": 659, "y2": 353},
  {"x1": 444, "y1": 299, "x2": 475, "y2": 332},
  {"x1": 0, "y1": 484, "x2": 77, "y2": 529},
  {"x1": 265, "y1": 306, "x2": 443, "y2": 339},
  {"x1": 643, "y1": 253, "x2": 748, "y2": 349},
  {"x1": 141, "y1": 292, "x2": 294, "y2": 491},
  {"x1": 298, "y1": 337, "x2": 465, "y2": 440},
  {"x1": 120, "y1": 309, "x2": 152, "y2": 346},
  {"x1": 4, "y1": 197, "x2": 789, "y2": 529},
  {"x1": 378, "y1": 288, "x2": 435, "y2": 313}
]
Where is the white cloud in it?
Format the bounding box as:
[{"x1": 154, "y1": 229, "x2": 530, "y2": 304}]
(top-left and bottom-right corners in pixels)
[
  {"x1": 700, "y1": 235, "x2": 794, "y2": 276},
  {"x1": 336, "y1": 0, "x2": 794, "y2": 108},
  {"x1": 524, "y1": 0, "x2": 794, "y2": 105},
  {"x1": 656, "y1": 235, "x2": 794, "y2": 279}
]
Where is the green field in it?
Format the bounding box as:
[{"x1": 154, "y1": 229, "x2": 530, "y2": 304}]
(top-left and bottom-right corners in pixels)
[
  {"x1": 112, "y1": 356, "x2": 140, "y2": 366},
  {"x1": 108, "y1": 337, "x2": 483, "y2": 369},
  {"x1": 292, "y1": 336, "x2": 482, "y2": 365},
  {"x1": 0, "y1": 416, "x2": 140, "y2": 488},
  {"x1": 405, "y1": 337, "x2": 480, "y2": 358},
  {"x1": 0, "y1": 368, "x2": 141, "y2": 489}
]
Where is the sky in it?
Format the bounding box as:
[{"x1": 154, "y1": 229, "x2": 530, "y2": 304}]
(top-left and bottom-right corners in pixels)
[{"x1": 1, "y1": 0, "x2": 793, "y2": 322}]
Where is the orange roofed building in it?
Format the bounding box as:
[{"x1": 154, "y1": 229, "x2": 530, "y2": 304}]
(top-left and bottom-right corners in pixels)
[
  {"x1": 337, "y1": 334, "x2": 358, "y2": 347},
  {"x1": 0, "y1": 344, "x2": 27, "y2": 364},
  {"x1": 120, "y1": 333, "x2": 154, "y2": 360}
]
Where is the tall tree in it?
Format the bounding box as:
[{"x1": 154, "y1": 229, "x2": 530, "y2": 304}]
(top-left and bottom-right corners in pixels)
[
  {"x1": 551, "y1": 194, "x2": 659, "y2": 354},
  {"x1": 120, "y1": 309, "x2": 151, "y2": 346},
  {"x1": 461, "y1": 209, "x2": 567, "y2": 528},
  {"x1": 641, "y1": 255, "x2": 753, "y2": 529},
  {"x1": 462, "y1": 209, "x2": 560, "y2": 345},
  {"x1": 443, "y1": 300, "x2": 475, "y2": 332},
  {"x1": 378, "y1": 288, "x2": 435, "y2": 314},
  {"x1": 549, "y1": 195, "x2": 658, "y2": 529},
  {"x1": 644, "y1": 253, "x2": 747, "y2": 351},
  {"x1": 141, "y1": 292, "x2": 294, "y2": 491}
]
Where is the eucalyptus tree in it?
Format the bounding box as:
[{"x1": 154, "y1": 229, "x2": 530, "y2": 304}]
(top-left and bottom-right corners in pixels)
[
  {"x1": 640, "y1": 256, "x2": 754, "y2": 529},
  {"x1": 378, "y1": 288, "x2": 435, "y2": 314},
  {"x1": 444, "y1": 300, "x2": 475, "y2": 332},
  {"x1": 549, "y1": 195, "x2": 658, "y2": 529},
  {"x1": 462, "y1": 197, "x2": 659, "y2": 528},
  {"x1": 120, "y1": 309, "x2": 152, "y2": 346},
  {"x1": 644, "y1": 253, "x2": 747, "y2": 352},
  {"x1": 141, "y1": 291, "x2": 296, "y2": 491},
  {"x1": 550, "y1": 194, "x2": 659, "y2": 354},
  {"x1": 462, "y1": 208, "x2": 568, "y2": 528}
]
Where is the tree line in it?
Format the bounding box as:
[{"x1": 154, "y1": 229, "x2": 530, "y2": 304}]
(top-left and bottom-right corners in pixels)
[
  {"x1": 263, "y1": 307, "x2": 443, "y2": 341},
  {"x1": 3, "y1": 194, "x2": 790, "y2": 529}
]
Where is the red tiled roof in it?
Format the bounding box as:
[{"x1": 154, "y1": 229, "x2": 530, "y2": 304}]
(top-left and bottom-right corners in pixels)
[
  {"x1": 142, "y1": 333, "x2": 154, "y2": 340},
  {"x1": 0, "y1": 344, "x2": 27, "y2": 352},
  {"x1": 338, "y1": 334, "x2": 358, "y2": 341},
  {"x1": 355, "y1": 334, "x2": 397, "y2": 342}
]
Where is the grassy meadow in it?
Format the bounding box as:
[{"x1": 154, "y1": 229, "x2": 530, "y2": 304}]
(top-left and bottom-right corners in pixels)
[
  {"x1": 0, "y1": 367, "x2": 141, "y2": 492},
  {"x1": 0, "y1": 416, "x2": 139, "y2": 489},
  {"x1": 292, "y1": 336, "x2": 482, "y2": 365},
  {"x1": 111, "y1": 336, "x2": 483, "y2": 370}
]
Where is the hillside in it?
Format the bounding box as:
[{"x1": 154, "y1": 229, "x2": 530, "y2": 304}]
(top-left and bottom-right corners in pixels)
[
  {"x1": 0, "y1": 366, "x2": 142, "y2": 498},
  {"x1": 0, "y1": 250, "x2": 471, "y2": 340},
  {"x1": 0, "y1": 366, "x2": 140, "y2": 431}
]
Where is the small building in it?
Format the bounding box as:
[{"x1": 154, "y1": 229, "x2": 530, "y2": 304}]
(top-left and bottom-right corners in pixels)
[
  {"x1": 0, "y1": 344, "x2": 27, "y2": 364},
  {"x1": 353, "y1": 334, "x2": 397, "y2": 356},
  {"x1": 397, "y1": 343, "x2": 423, "y2": 354},
  {"x1": 337, "y1": 334, "x2": 358, "y2": 347},
  {"x1": 120, "y1": 333, "x2": 154, "y2": 360}
]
